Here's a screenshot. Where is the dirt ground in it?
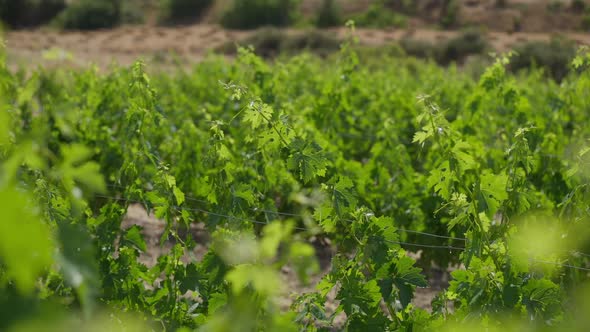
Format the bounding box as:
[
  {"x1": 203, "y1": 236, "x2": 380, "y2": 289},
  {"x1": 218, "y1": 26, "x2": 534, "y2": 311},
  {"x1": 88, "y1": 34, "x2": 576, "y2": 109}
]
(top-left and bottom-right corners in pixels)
[
  {"x1": 122, "y1": 204, "x2": 448, "y2": 320},
  {"x1": 4, "y1": 0, "x2": 590, "y2": 69},
  {"x1": 5, "y1": 24, "x2": 590, "y2": 70}
]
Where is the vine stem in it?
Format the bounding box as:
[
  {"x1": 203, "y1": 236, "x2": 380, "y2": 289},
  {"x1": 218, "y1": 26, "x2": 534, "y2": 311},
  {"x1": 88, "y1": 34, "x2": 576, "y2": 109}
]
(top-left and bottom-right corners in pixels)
[{"x1": 255, "y1": 103, "x2": 291, "y2": 148}]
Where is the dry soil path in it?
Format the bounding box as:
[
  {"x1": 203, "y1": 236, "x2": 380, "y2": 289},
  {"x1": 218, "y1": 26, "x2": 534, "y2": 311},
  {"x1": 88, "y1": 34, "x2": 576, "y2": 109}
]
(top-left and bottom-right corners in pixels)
[{"x1": 5, "y1": 24, "x2": 590, "y2": 69}]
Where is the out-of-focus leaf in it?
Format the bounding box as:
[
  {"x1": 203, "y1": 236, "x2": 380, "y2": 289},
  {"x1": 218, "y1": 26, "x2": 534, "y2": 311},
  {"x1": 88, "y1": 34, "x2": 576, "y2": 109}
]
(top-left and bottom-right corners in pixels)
[
  {"x1": 56, "y1": 222, "x2": 100, "y2": 317},
  {"x1": 226, "y1": 264, "x2": 282, "y2": 297},
  {"x1": 289, "y1": 242, "x2": 318, "y2": 285},
  {"x1": 0, "y1": 107, "x2": 9, "y2": 146},
  {"x1": 0, "y1": 188, "x2": 53, "y2": 293},
  {"x1": 56, "y1": 144, "x2": 106, "y2": 195}
]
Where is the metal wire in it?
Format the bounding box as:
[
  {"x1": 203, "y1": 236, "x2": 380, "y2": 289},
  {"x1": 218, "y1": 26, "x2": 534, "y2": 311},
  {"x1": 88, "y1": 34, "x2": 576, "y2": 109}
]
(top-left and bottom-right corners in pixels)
[
  {"x1": 94, "y1": 193, "x2": 590, "y2": 272},
  {"x1": 96, "y1": 194, "x2": 466, "y2": 245},
  {"x1": 381, "y1": 240, "x2": 465, "y2": 251},
  {"x1": 176, "y1": 205, "x2": 309, "y2": 231},
  {"x1": 102, "y1": 187, "x2": 468, "y2": 242},
  {"x1": 530, "y1": 259, "x2": 590, "y2": 272},
  {"x1": 96, "y1": 194, "x2": 309, "y2": 231},
  {"x1": 571, "y1": 251, "x2": 590, "y2": 258}
]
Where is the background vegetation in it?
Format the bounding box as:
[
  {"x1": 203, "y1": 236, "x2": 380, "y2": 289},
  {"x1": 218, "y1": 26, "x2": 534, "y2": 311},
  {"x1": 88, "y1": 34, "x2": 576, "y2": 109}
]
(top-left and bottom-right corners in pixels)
[
  {"x1": 0, "y1": 0, "x2": 588, "y2": 32},
  {"x1": 2, "y1": 27, "x2": 590, "y2": 330}
]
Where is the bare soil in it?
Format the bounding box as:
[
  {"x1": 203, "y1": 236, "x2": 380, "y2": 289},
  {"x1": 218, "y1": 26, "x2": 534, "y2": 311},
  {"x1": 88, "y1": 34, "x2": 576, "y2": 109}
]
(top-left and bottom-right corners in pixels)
[
  {"x1": 5, "y1": 24, "x2": 590, "y2": 70},
  {"x1": 4, "y1": 0, "x2": 590, "y2": 69}
]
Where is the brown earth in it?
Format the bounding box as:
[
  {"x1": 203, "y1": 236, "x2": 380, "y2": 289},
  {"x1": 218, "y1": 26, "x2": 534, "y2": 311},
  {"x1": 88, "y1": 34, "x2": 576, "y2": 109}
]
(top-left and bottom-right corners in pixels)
[
  {"x1": 4, "y1": 0, "x2": 590, "y2": 69},
  {"x1": 5, "y1": 24, "x2": 590, "y2": 70}
]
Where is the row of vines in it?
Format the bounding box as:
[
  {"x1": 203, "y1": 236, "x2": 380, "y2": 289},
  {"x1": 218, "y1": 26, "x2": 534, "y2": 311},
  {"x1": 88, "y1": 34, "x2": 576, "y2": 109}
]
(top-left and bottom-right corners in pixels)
[{"x1": 1, "y1": 33, "x2": 590, "y2": 331}]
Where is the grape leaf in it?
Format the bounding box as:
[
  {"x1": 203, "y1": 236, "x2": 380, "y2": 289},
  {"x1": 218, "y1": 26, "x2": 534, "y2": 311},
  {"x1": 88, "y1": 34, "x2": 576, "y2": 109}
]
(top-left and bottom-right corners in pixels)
[
  {"x1": 522, "y1": 279, "x2": 560, "y2": 316},
  {"x1": 452, "y1": 140, "x2": 477, "y2": 171},
  {"x1": 243, "y1": 103, "x2": 273, "y2": 129},
  {"x1": 123, "y1": 225, "x2": 147, "y2": 252},
  {"x1": 427, "y1": 161, "x2": 454, "y2": 200},
  {"x1": 479, "y1": 170, "x2": 508, "y2": 216},
  {"x1": 287, "y1": 138, "x2": 329, "y2": 183},
  {"x1": 331, "y1": 176, "x2": 357, "y2": 216},
  {"x1": 395, "y1": 256, "x2": 428, "y2": 288}
]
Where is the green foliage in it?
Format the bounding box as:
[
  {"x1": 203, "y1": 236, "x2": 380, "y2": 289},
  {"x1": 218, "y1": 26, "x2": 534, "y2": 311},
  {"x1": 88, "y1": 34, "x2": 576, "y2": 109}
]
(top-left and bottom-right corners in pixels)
[
  {"x1": 510, "y1": 37, "x2": 577, "y2": 81},
  {"x1": 400, "y1": 30, "x2": 488, "y2": 64},
  {"x1": 495, "y1": 0, "x2": 507, "y2": 8},
  {"x1": 120, "y1": 1, "x2": 145, "y2": 25},
  {"x1": 350, "y1": 2, "x2": 407, "y2": 28},
  {"x1": 571, "y1": 0, "x2": 586, "y2": 11},
  {"x1": 159, "y1": 0, "x2": 213, "y2": 24},
  {"x1": 435, "y1": 29, "x2": 489, "y2": 64},
  {"x1": 2, "y1": 26, "x2": 590, "y2": 332},
  {"x1": 315, "y1": 0, "x2": 342, "y2": 28},
  {"x1": 0, "y1": 0, "x2": 65, "y2": 27},
  {"x1": 384, "y1": 0, "x2": 417, "y2": 14},
  {"x1": 582, "y1": 11, "x2": 590, "y2": 30},
  {"x1": 54, "y1": 0, "x2": 123, "y2": 30},
  {"x1": 399, "y1": 38, "x2": 438, "y2": 59},
  {"x1": 0, "y1": 188, "x2": 54, "y2": 293},
  {"x1": 220, "y1": 0, "x2": 300, "y2": 29},
  {"x1": 547, "y1": 0, "x2": 564, "y2": 12},
  {"x1": 218, "y1": 28, "x2": 341, "y2": 58},
  {"x1": 440, "y1": 0, "x2": 460, "y2": 28}
]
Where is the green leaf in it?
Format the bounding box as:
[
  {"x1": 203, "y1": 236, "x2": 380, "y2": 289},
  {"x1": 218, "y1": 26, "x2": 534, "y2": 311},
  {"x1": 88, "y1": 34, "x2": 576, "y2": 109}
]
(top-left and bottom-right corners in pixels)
[
  {"x1": 395, "y1": 256, "x2": 427, "y2": 288},
  {"x1": 314, "y1": 203, "x2": 336, "y2": 232},
  {"x1": 3, "y1": 141, "x2": 46, "y2": 183},
  {"x1": 233, "y1": 183, "x2": 256, "y2": 206},
  {"x1": 572, "y1": 56, "x2": 584, "y2": 69},
  {"x1": 452, "y1": 140, "x2": 477, "y2": 171},
  {"x1": 522, "y1": 279, "x2": 560, "y2": 316},
  {"x1": 208, "y1": 292, "x2": 228, "y2": 314},
  {"x1": 331, "y1": 176, "x2": 357, "y2": 216},
  {"x1": 260, "y1": 222, "x2": 289, "y2": 259},
  {"x1": 427, "y1": 161, "x2": 454, "y2": 200},
  {"x1": 310, "y1": 303, "x2": 327, "y2": 321},
  {"x1": 164, "y1": 173, "x2": 177, "y2": 188},
  {"x1": 57, "y1": 222, "x2": 100, "y2": 317},
  {"x1": 289, "y1": 242, "x2": 318, "y2": 284},
  {"x1": 179, "y1": 263, "x2": 201, "y2": 294},
  {"x1": 173, "y1": 186, "x2": 185, "y2": 206},
  {"x1": 123, "y1": 225, "x2": 147, "y2": 252},
  {"x1": 412, "y1": 130, "x2": 431, "y2": 145},
  {"x1": 316, "y1": 277, "x2": 336, "y2": 297},
  {"x1": 217, "y1": 143, "x2": 233, "y2": 160},
  {"x1": 226, "y1": 264, "x2": 282, "y2": 297},
  {"x1": 68, "y1": 162, "x2": 107, "y2": 194},
  {"x1": 16, "y1": 73, "x2": 39, "y2": 107},
  {"x1": 478, "y1": 212, "x2": 491, "y2": 233},
  {"x1": 479, "y1": 170, "x2": 508, "y2": 215},
  {"x1": 0, "y1": 107, "x2": 9, "y2": 146},
  {"x1": 0, "y1": 188, "x2": 53, "y2": 293},
  {"x1": 337, "y1": 271, "x2": 382, "y2": 315},
  {"x1": 287, "y1": 138, "x2": 329, "y2": 183},
  {"x1": 57, "y1": 144, "x2": 106, "y2": 195},
  {"x1": 395, "y1": 282, "x2": 413, "y2": 309},
  {"x1": 243, "y1": 103, "x2": 273, "y2": 129},
  {"x1": 372, "y1": 216, "x2": 398, "y2": 243}
]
